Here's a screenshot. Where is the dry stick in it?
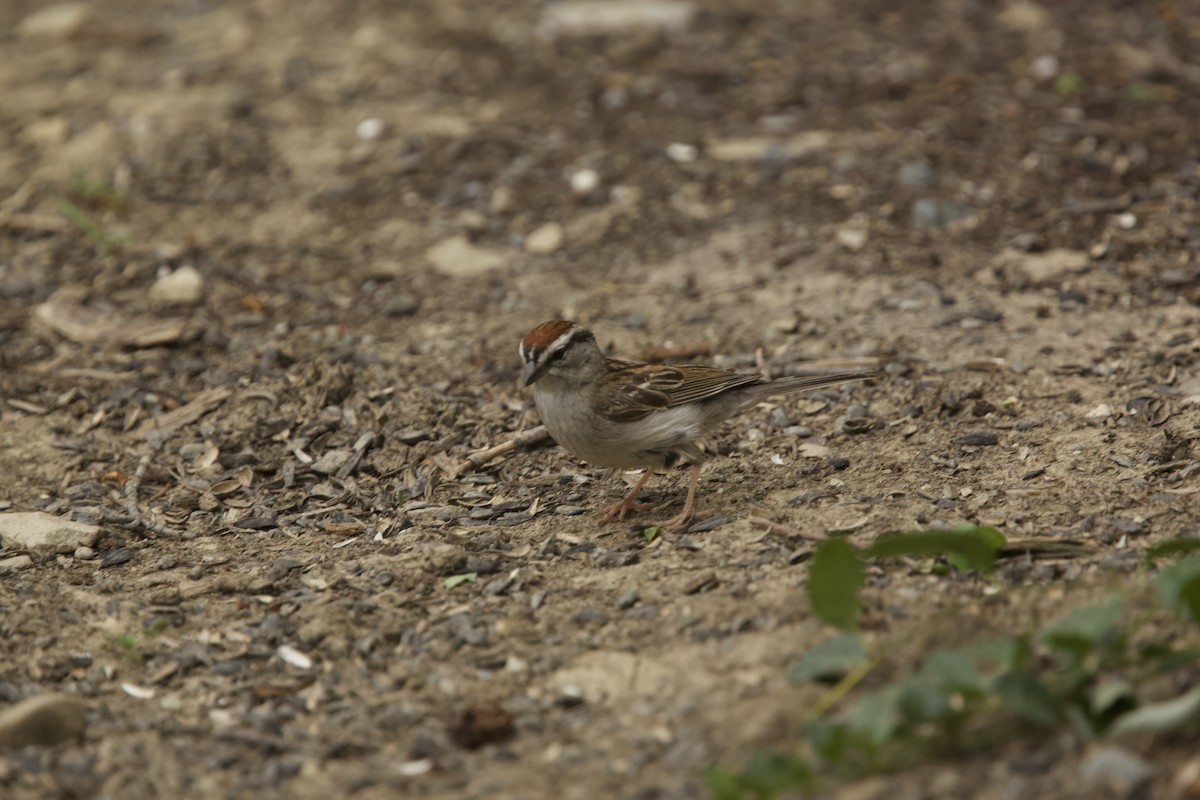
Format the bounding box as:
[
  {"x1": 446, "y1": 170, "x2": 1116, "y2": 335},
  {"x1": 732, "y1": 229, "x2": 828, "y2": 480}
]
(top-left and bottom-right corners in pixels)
[
  {"x1": 124, "y1": 450, "x2": 180, "y2": 538},
  {"x1": 748, "y1": 515, "x2": 816, "y2": 539},
  {"x1": 450, "y1": 425, "x2": 551, "y2": 478}
]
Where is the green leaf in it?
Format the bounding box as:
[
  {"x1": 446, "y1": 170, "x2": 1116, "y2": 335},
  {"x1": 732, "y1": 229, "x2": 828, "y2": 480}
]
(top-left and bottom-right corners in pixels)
[
  {"x1": 735, "y1": 751, "x2": 812, "y2": 795},
  {"x1": 789, "y1": 634, "x2": 867, "y2": 685},
  {"x1": 807, "y1": 537, "x2": 865, "y2": 631},
  {"x1": 922, "y1": 650, "x2": 985, "y2": 695},
  {"x1": 1090, "y1": 678, "x2": 1135, "y2": 717},
  {"x1": 1145, "y1": 537, "x2": 1200, "y2": 563},
  {"x1": 1155, "y1": 557, "x2": 1200, "y2": 626},
  {"x1": 443, "y1": 572, "x2": 477, "y2": 589},
  {"x1": 705, "y1": 765, "x2": 743, "y2": 800},
  {"x1": 1039, "y1": 598, "x2": 1124, "y2": 659},
  {"x1": 867, "y1": 526, "x2": 1004, "y2": 573},
  {"x1": 1053, "y1": 72, "x2": 1083, "y2": 96},
  {"x1": 803, "y1": 719, "x2": 849, "y2": 763},
  {"x1": 897, "y1": 679, "x2": 952, "y2": 723},
  {"x1": 994, "y1": 671, "x2": 1060, "y2": 727},
  {"x1": 846, "y1": 686, "x2": 901, "y2": 745},
  {"x1": 1110, "y1": 685, "x2": 1200, "y2": 736},
  {"x1": 643, "y1": 527, "x2": 661, "y2": 543},
  {"x1": 964, "y1": 635, "x2": 1025, "y2": 672}
]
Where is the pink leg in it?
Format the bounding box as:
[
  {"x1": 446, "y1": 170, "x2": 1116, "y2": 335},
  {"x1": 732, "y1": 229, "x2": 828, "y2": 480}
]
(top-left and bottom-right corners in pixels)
[
  {"x1": 599, "y1": 468, "x2": 656, "y2": 522},
  {"x1": 657, "y1": 463, "x2": 703, "y2": 531}
]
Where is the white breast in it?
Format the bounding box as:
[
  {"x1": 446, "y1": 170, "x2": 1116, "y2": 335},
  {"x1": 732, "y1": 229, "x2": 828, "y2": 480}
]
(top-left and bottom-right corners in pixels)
[{"x1": 533, "y1": 388, "x2": 705, "y2": 469}]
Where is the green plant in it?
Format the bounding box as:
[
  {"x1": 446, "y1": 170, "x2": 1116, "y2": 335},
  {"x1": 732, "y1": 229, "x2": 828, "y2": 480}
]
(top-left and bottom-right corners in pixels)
[
  {"x1": 102, "y1": 620, "x2": 168, "y2": 664},
  {"x1": 707, "y1": 531, "x2": 1200, "y2": 799},
  {"x1": 60, "y1": 168, "x2": 129, "y2": 255}
]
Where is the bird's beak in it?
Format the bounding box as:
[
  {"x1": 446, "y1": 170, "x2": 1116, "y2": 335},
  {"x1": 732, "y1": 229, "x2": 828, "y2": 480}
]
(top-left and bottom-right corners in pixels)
[{"x1": 523, "y1": 361, "x2": 540, "y2": 387}]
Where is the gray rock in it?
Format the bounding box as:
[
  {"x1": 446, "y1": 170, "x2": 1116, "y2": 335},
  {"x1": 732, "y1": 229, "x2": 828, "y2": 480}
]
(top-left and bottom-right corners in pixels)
[
  {"x1": 912, "y1": 198, "x2": 974, "y2": 229},
  {"x1": 0, "y1": 512, "x2": 100, "y2": 554},
  {"x1": 897, "y1": 160, "x2": 936, "y2": 187},
  {"x1": 1080, "y1": 745, "x2": 1154, "y2": 796},
  {"x1": 386, "y1": 293, "x2": 420, "y2": 318},
  {"x1": 0, "y1": 694, "x2": 87, "y2": 748}
]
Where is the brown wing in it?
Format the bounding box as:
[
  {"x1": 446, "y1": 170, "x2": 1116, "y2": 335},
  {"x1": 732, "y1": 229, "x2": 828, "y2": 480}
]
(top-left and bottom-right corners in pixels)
[{"x1": 602, "y1": 359, "x2": 765, "y2": 422}]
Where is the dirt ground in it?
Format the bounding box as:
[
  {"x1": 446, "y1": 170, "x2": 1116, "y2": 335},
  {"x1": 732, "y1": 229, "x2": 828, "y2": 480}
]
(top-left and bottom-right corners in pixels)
[{"x1": 2, "y1": 0, "x2": 1199, "y2": 798}]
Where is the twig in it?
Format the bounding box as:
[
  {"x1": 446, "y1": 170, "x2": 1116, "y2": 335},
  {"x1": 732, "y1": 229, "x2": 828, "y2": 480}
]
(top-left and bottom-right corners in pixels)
[
  {"x1": 124, "y1": 450, "x2": 180, "y2": 538},
  {"x1": 450, "y1": 425, "x2": 551, "y2": 478},
  {"x1": 807, "y1": 657, "x2": 876, "y2": 721},
  {"x1": 748, "y1": 515, "x2": 816, "y2": 539},
  {"x1": 136, "y1": 387, "x2": 232, "y2": 437}
]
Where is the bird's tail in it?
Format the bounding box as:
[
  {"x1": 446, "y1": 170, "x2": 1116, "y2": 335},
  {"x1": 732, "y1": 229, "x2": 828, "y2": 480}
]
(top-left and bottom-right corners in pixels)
[{"x1": 752, "y1": 366, "x2": 878, "y2": 398}]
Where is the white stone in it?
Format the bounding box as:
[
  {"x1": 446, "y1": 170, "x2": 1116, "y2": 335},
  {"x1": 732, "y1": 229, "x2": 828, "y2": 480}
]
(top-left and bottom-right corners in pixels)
[
  {"x1": 1114, "y1": 212, "x2": 1137, "y2": 230},
  {"x1": 1006, "y1": 247, "x2": 1089, "y2": 284},
  {"x1": 424, "y1": 235, "x2": 509, "y2": 278},
  {"x1": 0, "y1": 555, "x2": 33, "y2": 571},
  {"x1": 538, "y1": 0, "x2": 695, "y2": 38},
  {"x1": 525, "y1": 222, "x2": 565, "y2": 254},
  {"x1": 836, "y1": 225, "x2": 868, "y2": 253},
  {"x1": 0, "y1": 512, "x2": 100, "y2": 554},
  {"x1": 356, "y1": 117, "x2": 385, "y2": 142},
  {"x1": 706, "y1": 131, "x2": 831, "y2": 162},
  {"x1": 569, "y1": 168, "x2": 600, "y2": 196},
  {"x1": 16, "y1": 3, "x2": 89, "y2": 38},
  {"x1": 1085, "y1": 403, "x2": 1112, "y2": 421},
  {"x1": 149, "y1": 265, "x2": 205, "y2": 306},
  {"x1": 665, "y1": 142, "x2": 698, "y2": 163},
  {"x1": 1031, "y1": 54, "x2": 1059, "y2": 81}
]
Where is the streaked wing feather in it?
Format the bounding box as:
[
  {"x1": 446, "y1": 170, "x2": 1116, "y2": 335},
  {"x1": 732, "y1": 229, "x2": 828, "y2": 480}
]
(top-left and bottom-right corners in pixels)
[{"x1": 602, "y1": 360, "x2": 765, "y2": 422}]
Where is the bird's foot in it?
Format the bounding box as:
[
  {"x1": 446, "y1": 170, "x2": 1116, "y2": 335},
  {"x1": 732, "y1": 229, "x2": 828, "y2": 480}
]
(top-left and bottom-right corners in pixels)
[{"x1": 599, "y1": 498, "x2": 654, "y2": 523}]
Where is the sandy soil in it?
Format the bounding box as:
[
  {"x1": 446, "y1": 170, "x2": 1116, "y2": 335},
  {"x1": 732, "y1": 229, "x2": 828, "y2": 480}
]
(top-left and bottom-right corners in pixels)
[{"x1": 1, "y1": 1, "x2": 1199, "y2": 798}]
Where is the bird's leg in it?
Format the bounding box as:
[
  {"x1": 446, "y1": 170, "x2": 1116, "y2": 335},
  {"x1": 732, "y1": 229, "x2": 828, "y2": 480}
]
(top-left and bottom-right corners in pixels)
[
  {"x1": 656, "y1": 463, "x2": 703, "y2": 531},
  {"x1": 599, "y1": 468, "x2": 656, "y2": 522}
]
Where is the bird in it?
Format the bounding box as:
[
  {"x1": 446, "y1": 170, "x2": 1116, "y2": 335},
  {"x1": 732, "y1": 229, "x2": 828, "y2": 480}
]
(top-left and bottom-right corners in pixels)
[{"x1": 519, "y1": 320, "x2": 875, "y2": 530}]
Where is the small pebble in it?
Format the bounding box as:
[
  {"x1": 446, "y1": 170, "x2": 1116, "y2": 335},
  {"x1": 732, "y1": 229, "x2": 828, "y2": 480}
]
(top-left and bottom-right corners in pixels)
[
  {"x1": 687, "y1": 515, "x2": 731, "y2": 533},
  {"x1": 554, "y1": 505, "x2": 588, "y2": 516},
  {"x1": 954, "y1": 430, "x2": 999, "y2": 446},
  {"x1": 356, "y1": 117, "x2": 385, "y2": 141},
  {"x1": 1113, "y1": 212, "x2": 1137, "y2": 230},
  {"x1": 897, "y1": 160, "x2": 936, "y2": 187},
  {"x1": 666, "y1": 142, "x2": 698, "y2": 162},
  {"x1": 100, "y1": 547, "x2": 134, "y2": 568},
  {"x1": 73, "y1": 546, "x2": 95, "y2": 560},
  {"x1": 912, "y1": 198, "x2": 973, "y2": 229},
  {"x1": 1030, "y1": 54, "x2": 1060, "y2": 81},
  {"x1": 1080, "y1": 745, "x2": 1154, "y2": 795},
  {"x1": 525, "y1": 222, "x2": 565, "y2": 254},
  {"x1": 149, "y1": 265, "x2": 204, "y2": 307},
  {"x1": 616, "y1": 590, "x2": 639, "y2": 609},
  {"x1": 827, "y1": 456, "x2": 851, "y2": 470},
  {"x1": 386, "y1": 294, "x2": 420, "y2": 318},
  {"x1": 569, "y1": 168, "x2": 600, "y2": 196},
  {"x1": 156, "y1": 555, "x2": 177, "y2": 570}
]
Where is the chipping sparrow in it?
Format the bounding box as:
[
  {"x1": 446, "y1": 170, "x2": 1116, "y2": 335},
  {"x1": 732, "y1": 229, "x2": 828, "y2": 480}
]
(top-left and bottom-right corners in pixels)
[{"x1": 519, "y1": 320, "x2": 876, "y2": 530}]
